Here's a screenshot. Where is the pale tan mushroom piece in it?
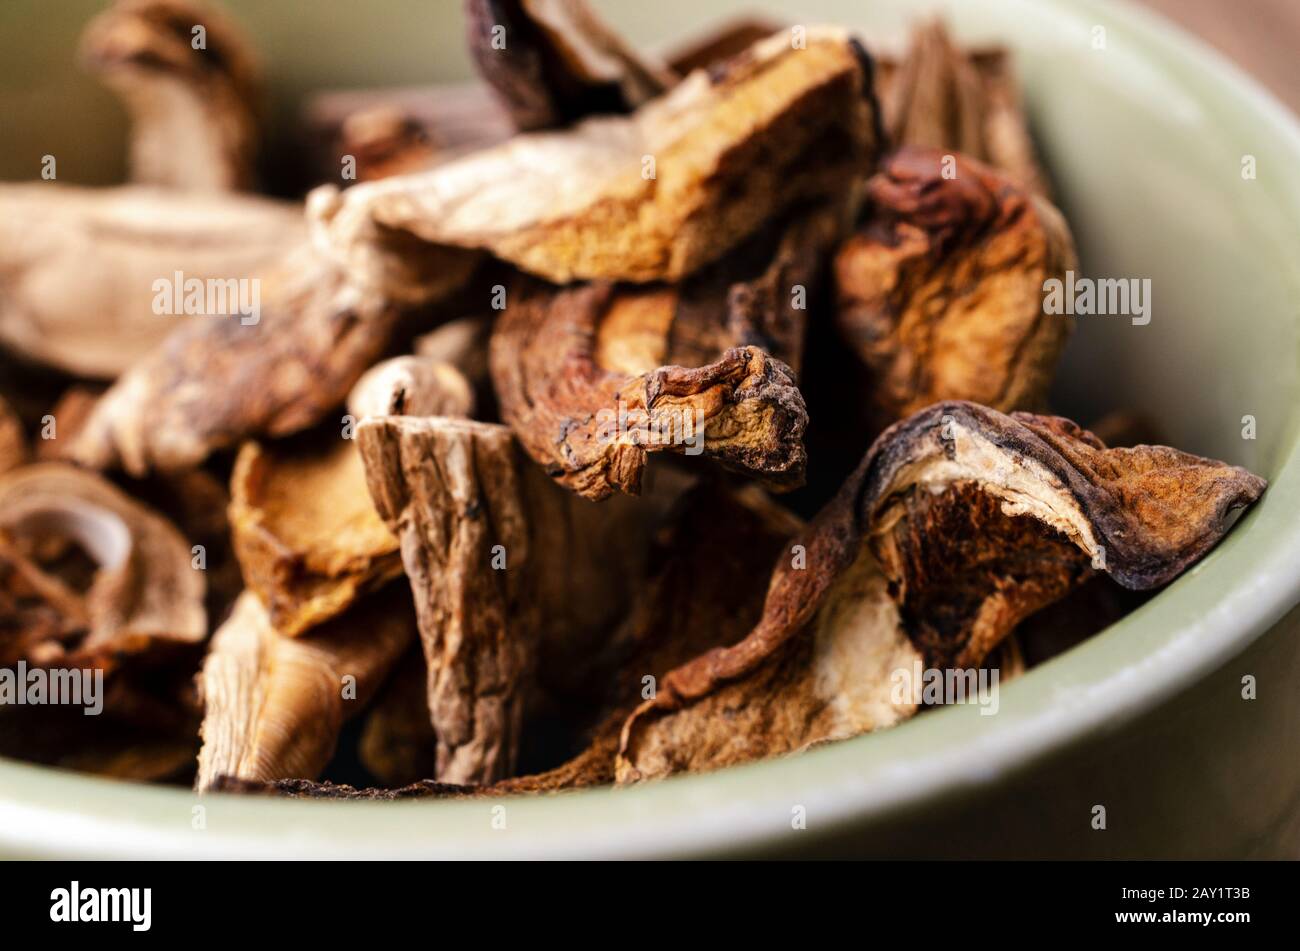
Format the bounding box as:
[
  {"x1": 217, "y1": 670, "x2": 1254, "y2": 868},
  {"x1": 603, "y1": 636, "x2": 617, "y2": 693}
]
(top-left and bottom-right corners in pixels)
[
  {"x1": 0, "y1": 184, "x2": 303, "y2": 379},
  {"x1": 80, "y1": 0, "x2": 262, "y2": 192},
  {"x1": 195, "y1": 588, "x2": 415, "y2": 791}
]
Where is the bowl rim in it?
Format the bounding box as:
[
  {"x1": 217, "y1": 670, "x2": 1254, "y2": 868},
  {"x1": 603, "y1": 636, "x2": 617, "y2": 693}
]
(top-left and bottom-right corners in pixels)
[{"x1": 2, "y1": 0, "x2": 1299, "y2": 859}]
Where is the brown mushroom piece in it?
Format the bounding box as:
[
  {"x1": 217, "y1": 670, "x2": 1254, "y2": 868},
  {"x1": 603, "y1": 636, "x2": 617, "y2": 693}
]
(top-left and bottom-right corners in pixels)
[
  {"x1": 302, "y1": 84, "x2": 515, "y2": 187},
  {"x1": 465, "y1": 0, "x2": 677, "y2": 131},
  {"x1": 617, "y1": 401, "x2": 1266, "y2": 781},
  {"x1": 65, "y1": 243, "x2": 479, "y2": 475},
  {"x1": 358, "y1": 652, "x2": 439, "y2": 786},
  {"x1": 875, "y1": 18, "x2": 1049, "y2": 196},
  {"x1": 228, "y1": 358, "x2": 473, "y2": 637},
  {"x1": 214, "y1": 481, "x2": 803, "y2": 798},
  {"x1": 0, "y1": 396, "x2": 25, "y2": 475},
  {"x1": 310, "y1": 28, "x2": 879, "y2": 288},
  {"x1": 195, "y1": 588, "x2": 415, "y2": 791},
  {"x1": 0, "y1": 184, "x2": 303, "y2": 379},
  {"x1": 834, "y1": 147, "x2": 1076, "y2": 432},
  {"x1": 0, "y1": 464, "x2": 206, "y2": 672},
  {"x1": 79, "y1": 0, "x2": 262, "y2": 192},
  {"x1": 357, "y1": 415, "x2": 688, "y2": 783},
  {"x1": 488, "y1": 201, "x2": 846, "y2": 501}
]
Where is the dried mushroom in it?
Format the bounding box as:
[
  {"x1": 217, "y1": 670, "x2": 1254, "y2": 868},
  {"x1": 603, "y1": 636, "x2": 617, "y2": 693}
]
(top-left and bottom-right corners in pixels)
[
  {"x1": 0, "y1": 463, "x2": 205, "y2": 671},
  {"x1": 617, "y1": 401, "x2": 1265, "y2": 780},
  {"x1": 466, "y1": 0, "x2": 677, "y2": 130},
  {"x1": 195, "y1": 588, "x2": 414, "y2": 791},
  {"x1": 875, "y1": 19, "x2": 1049, "y2": 196},
  {"x1": 357, "y1": 415, "x2": 687, "y2": 783},
  {"x1": 0, "y1": 184, "x2": 303, "y2": 378},
  {"x1": 487, "y1": 200, "x2": 849, "y2": 502},
  {"x1": 228, "y1": 358, "x2": 473, "y2": 636},
  {"x1": 0, "y1": 396, "x2": 25, "y2": 475},
  {"x1": 491, "y1": 279, "x2": 810, "y2": 500},
  {"x1": 310, "y1": 28, "x2": 878, "y2": 288},
  {"x1": 834, "y1": 147, "x2": 1076, "y2": 429},
  {"x1": 80, "y1": 0, "x2": 262, "y2": 192},
  {"x1": 66, "y1": 244, "x2": 478, "y2": 475}
]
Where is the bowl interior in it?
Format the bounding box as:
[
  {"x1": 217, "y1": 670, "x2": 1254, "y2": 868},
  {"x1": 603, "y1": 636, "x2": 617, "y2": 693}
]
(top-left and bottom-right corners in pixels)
[{"x1": 0, "y1": 0, "x2": 1297, "y2": 858}]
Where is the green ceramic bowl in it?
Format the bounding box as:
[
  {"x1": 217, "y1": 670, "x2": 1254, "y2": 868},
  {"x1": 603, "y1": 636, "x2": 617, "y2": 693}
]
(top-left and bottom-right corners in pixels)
[{"x1": 1, "y1": 0, "x2": 1297, "y2": 858}]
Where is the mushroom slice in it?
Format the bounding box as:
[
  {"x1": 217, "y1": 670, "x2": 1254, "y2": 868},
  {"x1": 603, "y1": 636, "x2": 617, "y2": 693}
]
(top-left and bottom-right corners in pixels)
[
  {"x1": 357, "y1": 415, "x2": 686, "y2": 783},
  {"x1": 65, "y1": 244, "x2": 478, "y2": 476},
  {"x1": 79, "y1": 0, "x2": 262, "y2": 192},
  {"x1": 309, "y1": 27, "x2": 879, "y2": 287},
  {"x1": 491, "y1": 228, "x2": 826, "y2": 498},
  {"x1": 617, "y1": 401, "x2": 1266, "y2": 780},
  {"x1": 0, "y1": 463, "x2": 205, "y2": 670},
  {"x1": 875, "y1": 18, "x2": 1049, "y2": 196},
  {"x1": 228, "y1": 359, "x2": 473, "y2": 637},
  {"x1": 195, "y1": 588, "x2": 415, "y2": 791},
  {"x1": 0, "y1": 184, "x2": 303, "y2": 378},
  {"x1": 834, "y1": 147, "x2": 1076, "y2": 431},
  {"x1": 466, "y1": 0, "x2": 677, "y2": 130},
  {"x1": 0, "y1": 396, "x2": 24, "y2": 475}
]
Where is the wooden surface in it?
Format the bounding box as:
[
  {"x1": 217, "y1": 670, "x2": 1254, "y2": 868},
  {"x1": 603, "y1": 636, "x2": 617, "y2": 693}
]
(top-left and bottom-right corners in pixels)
[{"x1": 1136, "y1": 0, "x2": 1300, "y2": 113}]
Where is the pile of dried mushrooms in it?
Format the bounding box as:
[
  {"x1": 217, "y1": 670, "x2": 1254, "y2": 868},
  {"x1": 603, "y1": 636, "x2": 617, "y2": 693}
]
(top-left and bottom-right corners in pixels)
[{"x1": 0, "y1": 1, "x2": 1266, "y2": 797}]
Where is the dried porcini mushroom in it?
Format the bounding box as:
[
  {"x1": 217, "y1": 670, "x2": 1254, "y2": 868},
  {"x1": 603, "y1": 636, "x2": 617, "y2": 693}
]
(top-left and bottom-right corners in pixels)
[
  {"x1": 665, "y1": 16, "x2": 785, "y2": 75},
  {"x1": 0, "y1": 396, "x2": 25, "y2": 475},
  {"x1": 617, "y1": 401, "x2": 1265, "y2": 780},
  {"x1": 875, "y1": 19, "x2": 1049, "y2": 196},
  {"x1": 310, "y1": 28, "x2": 879, "y2": 287},
  {"x1": 0, "y1": 184, "x2": 303, "y2": 378},
  {"x1": 357, "y1": 414, "x2": 687, "y2": 783},
  {"x1": 466, "y1": 0, "x2": 677, "y2": 130},
  {"x1": 79, "y1": 0, "x2": 262, "y2": 192},
  {"x1": 357, "y1": 418, "x2": 529, "y2": 784},
  {"x1": 834, "y1": 147, "x2": 1076, "y2": 429},
  {"x1": 0, "y1": 463, "x2": 205, "y2": 671},
  {"x1": 228, "y1": 359, "x2": 473, "y2": 637},
  {"x1": 195, "y1": 588, "x2": 414, "y2": 791},
  {"x1": 490, "y1": 275, "x2": 811, "y2": 501},
  {"x1": 66, "y1": 244, "x2": 477, "y2": 475}
]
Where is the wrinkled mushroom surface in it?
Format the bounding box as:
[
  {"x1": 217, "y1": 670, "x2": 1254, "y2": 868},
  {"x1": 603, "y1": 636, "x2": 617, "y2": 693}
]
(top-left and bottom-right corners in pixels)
[
  {"x1": 617, "y1": 401, "x2": 1265, "y2": 780},
  {"x1": 490, "y1": 263, "x2": 818, "y2": 500},
  {"x1": 0, "y1": 184, "x2": 303, "y2": 379},
  {"x1": 195, "y1": 588, "x2": 414, "y2": 791},
  {"x1": 0, "y1": 463, "x2": 206, "y2": 670},
  {"x1": 80, "y1": 0, "x2": 262, "y2": 192},
  {"x1": 310, "y1": 28, "x2": 879, "y2": 288},
  {"x1": 466, "y1": 0, "x2": 677, "y2": 131},
  {"x1": 228, "y1": 358, "x2": 473, "y2": 637},
  {"x1": 357, "y1": 414, "x2": 688, "y2": 782},
  {"x1": 66, "y1": 245, "x2": 477, "y2": 475},
  {"x1": 834, "y1": 147, "x2": 1076, "y2": 430}
]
